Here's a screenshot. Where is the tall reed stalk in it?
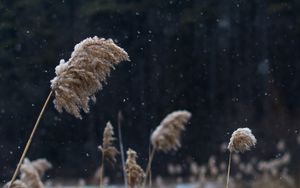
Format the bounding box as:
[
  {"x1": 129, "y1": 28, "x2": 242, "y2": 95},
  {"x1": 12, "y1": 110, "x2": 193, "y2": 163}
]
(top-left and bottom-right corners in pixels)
[
  {"x1": 225, "y1": 127, "x2": 257, "y2": 188},
  {"x1": 225, "y1": 152, "x2": 232, "y2": 188},
  {"x1": 9, "y1": 36, "x2": 129, "y2": 187},
  {"x1": 148, "y1": 144, "x2": 152, "y2": 188},
  {"x1": 142, "y1": 110, "x2": 191, "y2": 188},
  {"x1": 98, "y1": 121, "x2": 119, "y2": 188},
  {"x1": 143, "y1": 146, "x2": 156, "y2": 188},
  {"x1": 118, "y1": 111, "x2": 128, "y2": 188},
  {"x1": 9, "y1": 90, "x2": 53, "y2": 188},
  {"x1": 99, "y1": 152, "x2": 105, "y2": 188}
]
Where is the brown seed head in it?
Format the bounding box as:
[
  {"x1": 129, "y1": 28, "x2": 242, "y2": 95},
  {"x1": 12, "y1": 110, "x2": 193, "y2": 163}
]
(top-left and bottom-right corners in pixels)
[
  {"x1": 98, "y1": 121, "x2": 119, "y2": 163},
  {"x1": 228, "y1": 128, "x2": 257, "y2": 153},
  {"x1": 125, "y1": 148, "x2": 145, "y2": 188},
  {"x1": 151, "y1": 110, "x2": 192, "y2": 152},
  {"x1": 3, "y1": 180, "x2": 28, "y2": 188},
  {"x1": 31, "y1": 159, "x2": 52, "y2": 178},
  {"x1": 51, "y1": 36, "x2": 129, "y2": 119},
  {"x1": 20, "y1": 159, "x2": 45, "y2": 188}
]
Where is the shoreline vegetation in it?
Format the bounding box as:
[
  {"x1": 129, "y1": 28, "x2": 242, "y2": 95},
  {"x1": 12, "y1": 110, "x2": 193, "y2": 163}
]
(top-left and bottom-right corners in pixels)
[{"x1": 2, "y1": 34, "x2": 299, "y2": 188}]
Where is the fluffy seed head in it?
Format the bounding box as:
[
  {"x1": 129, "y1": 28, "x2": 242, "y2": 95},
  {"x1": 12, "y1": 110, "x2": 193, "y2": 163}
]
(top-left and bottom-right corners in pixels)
[
  {"x1": 4, "y1": 180, "x2": 28, "y2": 188},
  {"x1": 20, "y1": 159, "x2": 45, "y2": 188},
  {"x1": 125, "y1": 148, "x2": 145, "y2": 188},
  {"x1": 31, "y1": 159, "x2": 52, "y2": 178},
  {"x1": 51, "y1": 36, "x2": 129, "y2": 119},
  {"x1": 151, "y1": 110, "x2": 192, "y2": 152},
  {"x1": 98, "y1": 122, "x2": 119, "y2": 164},
  {"x1": 228, "y1": 128, "x2": 257, "y2": 153}
]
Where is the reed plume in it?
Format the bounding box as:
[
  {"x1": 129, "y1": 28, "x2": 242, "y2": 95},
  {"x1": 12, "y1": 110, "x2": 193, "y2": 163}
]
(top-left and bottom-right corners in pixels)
[
  {"x1": 226, "y1": 128, "x2": 256, "y2": 188},
  {"x1": 151, "y1": 110, "x2": 192, "y2": 152},
  {"x1": 3, "y1": 180, "x2": 28, "y2": 188},
  {"x1": 5, "y1": 158, "x2": 51, "y2": 188},
  {"x1": 51, "y1": 36, "x2": 130, "y2": 119},
  {"x1": 20, "y1": 159, "x2": 45, "y2": 188},
  {"x1": 9, "y1": 36, "x2": 129, "y2": 187},
  {"x1": 125, "y1": 149, "x2": 145, "y2": 188},
  {"x1": 144, "y1": 110, "x2": 191, "y2": 188},
  {"x1": 99, "y1": 121, "x2": 119, "y2": 163},
  {"x1": 228, "y1": 128, "x2": 257, "y2": 153},
  {"x1": 98, "y1": 122, "x2": 119, "y2": 188},
  {"x1": 31, "y1": 159, "x2": 52, "y2": 178}
]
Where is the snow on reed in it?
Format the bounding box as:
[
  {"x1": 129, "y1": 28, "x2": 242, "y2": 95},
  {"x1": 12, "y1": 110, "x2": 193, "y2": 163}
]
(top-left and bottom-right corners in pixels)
[{"x1": 51, "y1": 36, "x2": 129, "y2": 119}]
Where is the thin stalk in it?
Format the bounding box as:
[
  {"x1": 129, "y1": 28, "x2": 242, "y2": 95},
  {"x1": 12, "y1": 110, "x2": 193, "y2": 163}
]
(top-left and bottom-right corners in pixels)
[
  {"x1": 225, "y1": 152, "x2": 232, "y2": 188},
  {"x1": 99, "y1": 152, "x2": 105, "y2": 188},
  {"x1": 117, "y1": 111, "x2": 127, "y2": 188},
  {"x1": 9, "y1": 90, "x2": 53, "y2": 188},
  {"x1": 148, "y1": 144, "x2": 152, "y2": 188},
  {"x1": 143, "y1": 147, "x2": 156, "y2": 188}
]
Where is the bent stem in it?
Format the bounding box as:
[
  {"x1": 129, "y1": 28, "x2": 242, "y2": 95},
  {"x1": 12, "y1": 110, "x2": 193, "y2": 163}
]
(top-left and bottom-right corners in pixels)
[
  {"x1": 148, "y1": 144, "x2": 152, "y2": 188},
  {"x1": 99, "y1": 152, "x2": 105, "y2": 188},
  {"x1": 143, "y1": 147, "x2": 156, "y2": 188},
  {"x1": 9, "y1": 90, "x2": 53, "y2": 188},
  {"x1": 225, "y1": 152, "x2": 232, "y2": 188},
  {"x1": 117, "y1": 111, "x2": 128, "y2": 188}
]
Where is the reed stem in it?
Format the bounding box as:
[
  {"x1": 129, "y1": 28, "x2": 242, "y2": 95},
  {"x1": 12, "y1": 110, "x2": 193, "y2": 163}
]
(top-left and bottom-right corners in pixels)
[
  {"x1": 117, "y1": 111, "x2": 128, "y2": 188},
  {"x1": 225, "y1": 152, "x2": 232, "y2": 188},
  {"x1": 9, "y1": 90, "x2": 53, "y2": 188},
  {"x1": 99, "y1": 152, "x2": 105, "y2": 188},
  {"x1": 143, "y1": 147, "x2": 156, "y2": 188},
  {"x1": 148, "y1": 144, "x2": 152, "y2": 188}
]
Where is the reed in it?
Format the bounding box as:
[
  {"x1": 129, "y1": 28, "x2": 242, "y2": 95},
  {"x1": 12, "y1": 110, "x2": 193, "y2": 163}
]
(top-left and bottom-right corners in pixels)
[
  {"x1": 226, "y1": 128, "x2": 256, "y2": 188},
  {"x1": 98, "y1": 122, "x2": 119, "y2": 188},
  {"x1": 6, "y1": 158, "x2": 51, "y2": 188},
  {"x1": 4, "y1": 180, "x2": 28, "y2": 188},
  {"x1": 125, "y1": 149, "x2": 145, "y2": 188},
  {"x1": 51, "y1": 37, "x2": 129, "y2": 119},
  {"x1": 144, "y1": 110, "x2": 192, "y2": 188},
  {"x1": 8, "y1": 36, "x2": 129, "y2": 187},
  {"x1": 20, "y1": 159, "x2": 45, "y2": 188},
  {"x1": 117, "y1": 111, "x2": 128, "y2": 188}
]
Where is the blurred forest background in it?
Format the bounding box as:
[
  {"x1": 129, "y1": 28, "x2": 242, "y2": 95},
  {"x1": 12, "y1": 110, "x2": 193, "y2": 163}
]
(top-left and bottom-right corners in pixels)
[{"x1": 0, "y1": 0, "x2": 299, "y2": 183}]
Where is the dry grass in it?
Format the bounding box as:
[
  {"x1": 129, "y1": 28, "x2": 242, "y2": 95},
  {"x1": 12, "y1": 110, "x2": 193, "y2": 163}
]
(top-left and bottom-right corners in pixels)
[
  {"x1": 4, "y1": 35, "x2": 298, "y2": 188},
  {"x1": 125, "y1": 149, "x2": 145, "y2": 188},
  {"x1": 228, "y1": 128, "x2": 257, "y2": 153},
  {"x1": 151, "y1": 110, "x2": 192, "y2": 152},
  {"x1": 99, "y1": 121, "x2": 119, "y2": 164},
  {"x1": 3, "y1": 139, "x2": 298, "y2": 188},
  {"x1": 8, "y1": 36, "x2": 129, "y2": 188},
  {"x1": 225, "y1": 128, "x2": 257, "y2": 188},
  {"x1": 5, "y1": 158, "x2": 52, "y2": 188},
  {"x1": 144, "y1": 110, "x2": 192, "y2": 187},
  {"x1": 98, "y1": 121, "x2": 119, "y2": 188},
  {"x1": 51, "y1": 36, "x2": 129, "y2": 119},
  {"x1": 3, "y1": 180, "x2": 28, "y2": 188}
]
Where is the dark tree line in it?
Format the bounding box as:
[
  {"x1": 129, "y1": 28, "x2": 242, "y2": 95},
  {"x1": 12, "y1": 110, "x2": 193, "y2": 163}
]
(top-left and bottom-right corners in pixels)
[{"x1": 0, "y1": 0, "x2": 299, "y2": 182}]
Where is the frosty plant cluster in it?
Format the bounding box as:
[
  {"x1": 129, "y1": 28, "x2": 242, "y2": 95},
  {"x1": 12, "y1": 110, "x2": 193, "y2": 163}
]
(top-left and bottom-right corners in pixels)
[
  {"x1": 7, "y1": 36, "x2": 258, "y2": 188},
  {"x1": 8, "y1": 36, "x2": 129, "y2": 188}
]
